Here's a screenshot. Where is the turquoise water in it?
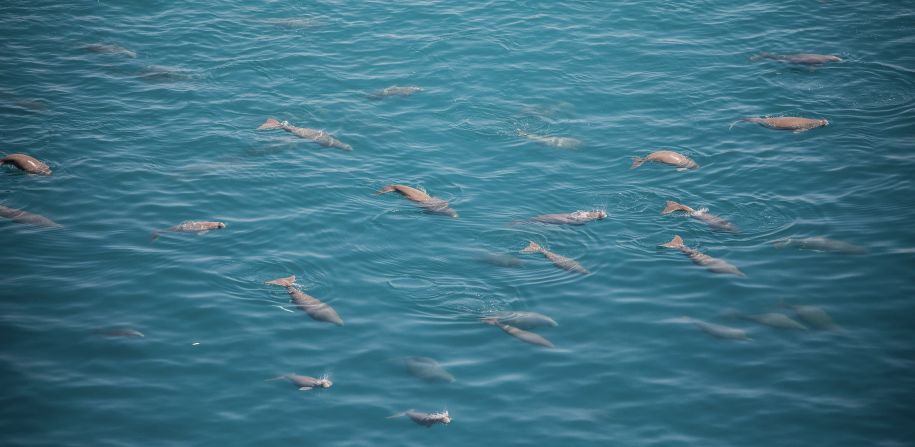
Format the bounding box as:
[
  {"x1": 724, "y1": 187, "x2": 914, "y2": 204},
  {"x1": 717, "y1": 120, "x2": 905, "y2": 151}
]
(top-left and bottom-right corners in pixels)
[{"x1": 2, "y1": 0, "x2": 914, "y2": 445}]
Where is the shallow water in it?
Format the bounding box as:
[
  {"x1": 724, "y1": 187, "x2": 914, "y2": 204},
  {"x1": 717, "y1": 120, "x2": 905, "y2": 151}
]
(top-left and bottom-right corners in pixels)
[{"x1": 1, "y1": 1, "x2": 914, "y2": 446}]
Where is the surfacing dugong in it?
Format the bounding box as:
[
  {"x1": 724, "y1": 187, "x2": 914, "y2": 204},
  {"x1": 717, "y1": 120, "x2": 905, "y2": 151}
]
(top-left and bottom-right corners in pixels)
[
  {"x1": 485, "y1": 311, "x2": 558, "y2": 330},
  {"x1": 530, "y1": 210, "x2": 607, "y2": 225},
  {"x1": 516, "y1": 129, "x2": 581, "y2": 149},
  {"x1": 266, "y1": 275, "x2": 344, "y2": 326},
  {"x1": 267, "y1": 373, "x2": 333, "y2": 391},
  {"x1": 152, "y1": 221, "x2": 225, "y2": 240},
  {"x1": 733, "y1": 116, "x2": 829, "y2": 133},
  {"x1": 257, "y1": 117, "x2": 352, "y2": 151},
  {"x1": 521, "y1": 241, "x2": 588, "y2": 274},
  {"x1": 631, "y1": 150, "x2": 698, "y2": 170},
  {"x1": 376, "y1": 184, "x2": 458, "y2": 218},
  {"x1": 658, "y1": 235, "x2": 745, "y2": 277},
  {"x1": 0, "y1": 204, "x2": 61, "y2": 228},
  {"x1": 752, "y1": 52, "x2": 842, "y2": 65},
  {"x1": 1, "y1": 154, "x2": 52, "y2": 175},
  {"x1": 481, "y1": 317, "x2": 555, "y2": 348},
  {"x1": 662, "y1": 200, "x2": 737, "y2": 232},
  {"x1": 388, "y1": 410, "x2": 451, "y2": 427}
]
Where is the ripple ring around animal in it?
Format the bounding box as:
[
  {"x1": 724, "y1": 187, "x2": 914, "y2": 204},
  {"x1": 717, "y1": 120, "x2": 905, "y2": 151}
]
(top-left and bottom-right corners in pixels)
[
  {"x1": 266, "y1": 275, "x2": 344, "y2": 326},
  {"x1": 661, "y1": 201, "x2": 737, "y2": 232},
  {"x1": 631, "y1": 150, "x2": 698, "y2": 170},
  {"x1": 376, "y1": 184, "x2": 458, "y2": 218},
  {"x1": 658, "y1": 235, "x2": 745, "y2": 277},
  {"x1": 257, "y1": 117, "x2": 352, "y2": 151},
  {"x1": 731, "y1": 116, "x2": 829, "y2": 133},
  {"x1": 151, "y1": 221, "x2": 225, "y2": 240},
  {"x1": 1, "y1": 153, "x2": 52, "y2": 175},
  {"x1": 520, "y1": 241, "x2": 588, "y2": 274}
]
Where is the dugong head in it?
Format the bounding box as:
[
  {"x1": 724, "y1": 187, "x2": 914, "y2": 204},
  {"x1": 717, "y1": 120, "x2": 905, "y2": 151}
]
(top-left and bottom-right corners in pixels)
[
  {"x1": 217, "y1": 222, "x2": 227, "y2": 229},
  {"x1": 317, "y1": 375, "x2": 333, "y2": 388}
]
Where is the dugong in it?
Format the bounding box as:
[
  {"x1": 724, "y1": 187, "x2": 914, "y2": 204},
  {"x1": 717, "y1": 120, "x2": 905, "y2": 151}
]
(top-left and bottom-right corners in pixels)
[
  {"x1": 266, "y1": 275, "x2": 344, "y2": 326},
  {"x1": 267, "y1": 373, "x2": 332, "y2": 391},
  {"x1": 659, "y1": 235, "x2": 745, "y2": 276},
  {"x1": 752, "y1": 52, "x2": 841, "y2": 65},
  {"x1": 376, "y1": 184, "x2": 458, "y2": 218},
  {"x1": 631, "y1": 150, "x2": 698, "y2": 170},
  {"x1": 485, "y1": 311, "x2": 558, "y2": 330},
  {"x1": 725, "y1": 310, "x2": 807, "y2": 330},
  {"x1": 530, "y1": 210, "x2": 607, "y2": 225},
  {"x1": 388, "y1": 410, "x2": 451, "y2": 427},
  {"x1": 516, "y1": 129, "x2": 581, "y2": 149},
  {"x1": 521, "y1": 241, "x2": 588, "y2": 274},
  {"x1": 371, "y1": 86, "x2": 423, "y2": 98},
  {"x1": 404, "y1": 357, "x2": 455, "y2": 383},
  {"x1": 1, "y1": 154, "x2": 52, "y2": 175},
  {"x1": 152, "y1": 221, "x2": 225, "y2": 240},
  {"x1": 481, "y1": 317, "x2": 555, "y2": 348},
  {"x1": 662, "y1": 201, "x2": 737, "y2": 232},
  {"x1": 734, "y1": 116, "x2": 829, "y2": 133},
  {"x1": 0, "y1": 204, "x2": 61, "y2": 228},
  {"x1": 686, "y1": 317, "x2": 751, "y2": 341},
  {"x1": 83, "y1": 43, "x2": 136, "y2": 58},
  {"x1": 257, "y1": 117, "x2": 352, "y2": 151},
  {"x1": 771, "y1": 237, "x2": 867, "y2": 254},
  {"x1": 784, "y1": 304, "x2": 839, "y2": 330}
]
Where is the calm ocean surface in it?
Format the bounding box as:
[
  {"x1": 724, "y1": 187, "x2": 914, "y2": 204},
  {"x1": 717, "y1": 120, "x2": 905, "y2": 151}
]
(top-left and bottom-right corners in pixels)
[{"x1": 2, "y1": 1, "x2": 914, "y2": 445}]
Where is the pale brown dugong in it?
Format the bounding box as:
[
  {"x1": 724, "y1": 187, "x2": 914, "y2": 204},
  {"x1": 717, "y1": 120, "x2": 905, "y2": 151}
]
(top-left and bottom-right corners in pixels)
[
  {"x1": 257, "y1": 117, "x2": 352, "y2": 151},
  {"x1": 631, "y1": 150, "x2": 698, "y2": 170},
  {"x1": 0, "y1": 204, "x2": 61, "y2": 228},
  {"x1": 530, "y1": 210, "x2": 607, "y2": 225},
  {"x1": 388, "y1": 410, "x2": 451, "y2": 427},
  {"x1": 481, "y1": 317, "x2": 555, "y2": 348},
  {"x1": 521, "y1": 241, "x2": 588, "y2": 274},
  {"x1": 152, "y1": 221, "x2": 225, "y2": 240},
  {"x1": 661, "y1": 200, "x2": 737, "y2": 232},
  {"x1": 734, "y1": 116, "x2": 828, "y2": 133},
  {"x1": 370, "y1": 86, "x2": 423, "y2": 98},
  {"x1": 1, "y1": 154, "x2": 52, "y2": 175},
  {"x1": 376, "y1": 184, "x2": 458, "y2": 218},
  {"x1": 658, "y1": 235, "x2": 745, "y2": 277},
  {"x1": 266, "y1": 275, "x2": 344, "y2": 326},
  {"x1": 752, "y1": 52, "x2": 842, "y2": 65}
]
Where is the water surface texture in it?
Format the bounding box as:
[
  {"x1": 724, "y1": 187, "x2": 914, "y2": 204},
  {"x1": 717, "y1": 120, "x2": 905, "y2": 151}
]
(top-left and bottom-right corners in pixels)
[{"x1": 2, "y1": 1, "x2": 914, "y2": 446}]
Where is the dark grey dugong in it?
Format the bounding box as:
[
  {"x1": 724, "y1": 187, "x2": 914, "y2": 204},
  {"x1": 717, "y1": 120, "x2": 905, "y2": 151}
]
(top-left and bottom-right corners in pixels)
[
  {"x1": 388, "y1": 410, "x2": 451, "y2": 427},
  {"x1": 152, "y1": 221, "x2": 225, "y2": 240},
  {"x1": 84, "y1": 43, "x2": 136, "y2": 58},
  {"x1": 771, "y1": 237, "x2": 867, "y2": 254},
  {"x1": 1, "y1": 154, "x2": 52, "y2": 175},
  {"x1": 0, "y1": 204, "x2": 61, "y2": 228},
  {"x1": 266, "y1": 275, "x2": 343, "y2": 326},
  {"x1": 752, "y1": 52, "x2": 841, "y2": 65},
  {"x1": 404, "y1": 357, "x2": 455, "y2": 383}
]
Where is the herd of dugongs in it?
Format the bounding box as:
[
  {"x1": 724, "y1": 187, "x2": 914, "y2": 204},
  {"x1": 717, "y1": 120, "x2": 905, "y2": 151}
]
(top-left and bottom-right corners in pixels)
[{"x1": 2, "y1": 44, "x2": 864, "y2": 427}]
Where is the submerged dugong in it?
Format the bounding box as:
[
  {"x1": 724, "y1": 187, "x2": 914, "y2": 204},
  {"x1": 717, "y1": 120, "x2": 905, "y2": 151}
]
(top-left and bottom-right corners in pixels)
[
  {"x1": 83, "y1": 43, "x2": 136, "y2": 58},
  {"x1": 662, "y1": 201, "x2": 737, "y2": 232},
  {"x1": 485, "y1": 311, "x2": 558, "y2": 330},
  {"x1": 771, "y1": 237, "x2": 867, "y2": 254},
  {"x1": 404, "y1": 357, "x2": 455, "y2": 383},
  {"x1": 521, "y1": 241, "x2": 588, "y2": 274},
  {"x1": 734, "y1": 116, "x2": 829, "y2": 132},
  {"x1": 659, "y1": 235, "x2": 745, "y2": 276},
  {"x1": 689, "y1": 318, "x2": 751, "y2": 341},
  {"x1": 257, "y1": 117, "x2": 352, "y2": 151},
  {"x1": 376, "y1": 184, "x2": 458, "y2": 218},
  {"x1": 784, "y1": 304, "x2": 839, "y2": 330},
  {"x1": 752, "y1": 52, "x2": 842, "y2": 65},
  {"x1": 152, "y1": 221, "x2": 225, "y2": 240},
  {"x1": 516, "y1": 129, "x2": 581, "y2": 149},
  {"x1": 481, "y1": 317, "x2": 555, "y2": 348},
  {"x1": 631, "y1": 150, "x2": 698, "y2": 170},
  {"x1": 371, "y1": 86, "x2": 423, "y2": 98},
  {"x1": 266, "y1": 275, "x2": 344, "y2": 326},
  {"x1": 388, "y1": 410, "x2": 451, "y2": 427},
  {"x1": 725, "y1": 310, "x2": 807, "y2": 330},
  {"x1": 267, "y1": 373, "x2": 332, "y2": 391},
  {"x1": 1, "y1": 154, "x2": 52, "y2": 175},
  {"x1": 530, "y1": 210, "x2": 607, "y2": 225},
  {"x1": 0, "y1": 204, "x2": 61, "y2": 228}
]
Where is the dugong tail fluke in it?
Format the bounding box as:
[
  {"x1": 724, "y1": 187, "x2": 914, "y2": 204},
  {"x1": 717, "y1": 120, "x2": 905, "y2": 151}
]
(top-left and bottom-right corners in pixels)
[
  {"x1": 521, "y1": 241, "x2": 542, "y2": 253},
  {"x1": 266, "y1": 274, "x2": 296, "y2": 287},
  {"x1": 258, "y1": 117, "x2": 284, "y2": 130},
  {"x1": 630, "y1": 156, "x2": 646, "y2": 169},
  {"x1": 661, "y1": 201, "x2": 691, "y2": 215},
  {"x1": 659, "y1": 235, "x2": 685, "y2": 249}
]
